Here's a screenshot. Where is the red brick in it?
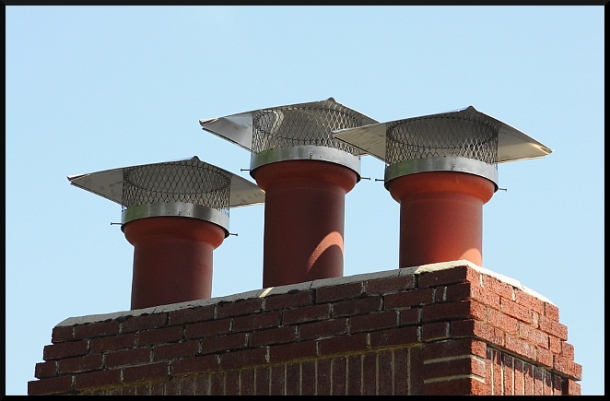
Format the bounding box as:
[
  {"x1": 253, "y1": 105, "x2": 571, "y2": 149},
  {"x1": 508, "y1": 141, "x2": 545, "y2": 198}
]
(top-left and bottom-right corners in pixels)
[
  {"x1": 384, "y1": 288, "x2": 434, "y2": 309},
  {"x1": 316, "y1": 358, "x2": 331, "y2": 395},
  {"x1": 347, "y1": 354, "x2": 362, "y2": 395},
  {"x1": 451, "y1": 319, "x2": 504, "y2": 346},
  {"x1": 121, "y1": 313, "x2": 167, "y2": 333},
  {"x1": 168, "y1": 306, "x2": 214, "y2": 326},
  {"x1": 563, "y1": 379, "x2": 581, "y2": 395},
  {"x1": 505, "y1": 335, "x2": 536, "y2": 362},
  {"x1": 552, "y1": 374, "x2": 563, "y2": 395},
  {"x1": 233, "y1": 311, "x2": 281, "y2": 332},
  {"x1": 122, "y1": 361, "x2": 169, "y2": 384},
  {"x1": 151, "y1": 381, "x2": 165, "y2": 395},
  {"x1": 134, "y1": 383, "x2": 151, "y2": 395},
  {"x1": 503, "y1": 353, "x2": 515, "y2": 395},
  {"x1": 423, "y1": 338, "x2": 486, "y2": 360},
  {"x1": 423, "y1": 356, "x2": 486, "y2": 380},
  {"x1": 417, "y1": 265, "x2": 476, "y2": 288},
  {"x1": 105, "y1": 347, "x2": 151, "y2": 368},
  {"x1": 240, "y1": 368, "x2": 255, "y2": 395},
  {"x1": 28, "y1": 375, "x2": 73, "y2": 395},
  {"x1": 153, "y1": 340, "x2": 199, "y2": 361},
  {"x1": 536, "y1": 346, "x2": 553, "y2": 368},
  {"x1": 34, "y1": 361, "x2": 57, "y2": 379},
  {"x1": 487, "y1": 307, "x2": 518, "y2": 335},
  {"x1": 171, "y1": 355, "x2": 218, "y2": 376},
  {"x1": 544, "y1": 302, "x2": 560, "y2": 321},
  {"x1": 422, "y1": 322, "x2": 448, "y2": 341},
  {"x1": 220, "y1": 347, "x2": 268, "y2": 370},
  {"x1": 74, "y1": 320, "x2": 120, "y2": 340},
  {"x1": 395, "y1": 347, "x2": 408, "y2": 394},
  {"x1": 225, "y1": 369, "x2": 240, "y2": 395},
  {"x1": 400, "y1": 307, "x2": 421, "y2": 326},
  {"x1": 269, "y1": 340, "x2": 318, "y2": 364},
  {"x1": 332, "y1": 296, "x2": 382, "y2": 317},
  {"x1": 553, "y1": 354, "x2": 582, "y2": 380},
  {"x1": 492, "y1": 348, "x2": 502, "y2": 394},
  {"x1": 483, "y1": 275, "x2": 514, "y2": 300},
  {"x1": 518, "y1": 322, "x2": 549, "y2": 349},
  {"x1": 270, "y1": 364, "x2": 285, "y2": 395},
  {"x1": 178, "y1": 376, "x2": 196, "y2": 395},
  {"x1": 264, "y1": 290, "x2": 313, "y2": 311},
  {"x1": 377, "y1": 351, "x2": 392, "y2": 395},
  {"x1": 216, "y1": 298, "x2": 263, "y2": 319},
  {"x1": 286, "y1": 363, "x2": 300, "y2": 395},
  {"x1": 423, "y1": 377, "x2": 483, "y2": 395},
  {"x1": 549, "y1": 336, "x2": 561, "y2": 354},
  {"x1": 58, "y1": 354, "x2": 103, "y2": 374},
  {"x1": 74, "y1": 369, "x2": 121, "y2": 390},
  {"x1": 408, "y1": 346, "x2": 424, "y2": 395},
  {"x1": 316, "y1": 282, "x2": 364, "y2": 303},
  {"x1": 350, "y1": 310, "x2": 398, "y2": 333},
  {"x1": 542, "y1": 370, "x2": 553, "y2": 395},
  {"x1": 137, "y1": 325, "x2": 184, "y2": 346},
  {"x1": 89, "y1": 333, "x2": 135, "y2": 353},
  {"x1": 446, "y1": 282, "x2": 500, "y2": 309},
  {"x1": 533, "y1": 366, "x2": 543, "y2": 395},
  {"x1": 514, "y1": 290, "x2": 545, "y2": 316},
  {"x1": 523, "y1": 362, "x2": 534, "y2": 395},
  {"x1": 201, "y1": 333, "x2": 247, "y2": 355},
  {"x1": 362, "y1": 353, "x2": 376, "y2": 395},
  {"x1": 300, "y1": 318, "x2": 348, "y2": 340},
  {"x1": 43, "y1": 340, "x2": 88, "y2": 360},
  {"x1": 561, "y1": 342, "x2": 575, "y2": 359},
  {"x1": 434, "y1": 286, "x2": 446, "y2": 302},
  {"x1": 255, "y1": 366, "x2": 270, "y2": 395},
  {"x1": 250, "y1": 326, "x2": 298, "y2": 347},
  {"x1": 194, "y1": 374, "x2": 210, "y2": 395},
  {"x1": 500, "y1": 297, "x2": 532, "y2": 323},
  {"x1": 370, "y1": 326, "x2": 419, "y2": 349},
  {"x1": 185, "y1": 318, "x2": 231, "y2": 339},
  {"x1": 51, "y1": 325, "x2": 74, "y2": 343},
  {"x1": 319, "y1": 333, "x2": 368, "y2": 356},
  {"x1": 210, "y1": 371, "x2": 225, "y2": 394},
  {"x1": 283, "y1": 303, "x2": 330, "y2": 325},
  {"x1": 366, "y1": 274, "x2": 415, "y2": 295},
  {"x1": 514, "y1": 358, "x2": 525, "y2": 395},
  {"x1": 301, "y1": 360, "x2": 316, "y2": 395},
  {"x1": 422, "y1": 300, "x2": 486, "y2": 322},
  {"x1": 538, "y1": 316, "x2": 568, "y2": 340},
  {"x1": 331, "y1": 356, "x2": 346, "y2": 395}
]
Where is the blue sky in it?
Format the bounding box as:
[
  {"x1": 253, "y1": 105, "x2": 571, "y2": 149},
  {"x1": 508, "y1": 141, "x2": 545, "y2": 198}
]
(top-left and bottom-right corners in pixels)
[{"x1": 5, "y1": 6, "x2": 604, "y2": 395}]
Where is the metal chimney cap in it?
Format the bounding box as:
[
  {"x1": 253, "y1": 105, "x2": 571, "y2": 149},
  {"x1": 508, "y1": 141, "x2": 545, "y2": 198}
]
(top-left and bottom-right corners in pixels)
[
  {"x1": 332, "y1": 106, "x2": 552, "y2": 188},
  {"x1": 67, "y1": 156, "x2": 265, "y2": 232},
  {"x1": 332, "y1": 106, "x2": 553, "y2": 163},
  {"x1": 199, "y1": 98, "x2": 378, "y2": 176}
]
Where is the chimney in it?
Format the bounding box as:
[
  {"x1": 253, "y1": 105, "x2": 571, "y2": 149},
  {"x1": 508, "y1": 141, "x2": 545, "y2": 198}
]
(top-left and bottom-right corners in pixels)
[
  {"x1": 334, "y1": 106, "x2": 552, "y2": 267},
  {"x1": 67, "y1": 156, "x2": 264, "y2": 309},
  {"x1": 200, "y1": 98, "x2": 377, "y2": 288}
]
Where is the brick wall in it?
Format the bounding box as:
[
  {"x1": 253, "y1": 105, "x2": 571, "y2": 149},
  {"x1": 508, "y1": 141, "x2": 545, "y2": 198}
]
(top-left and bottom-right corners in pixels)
[{"x1": 28, "y1": 261, "x2": 581, "y2": 395}]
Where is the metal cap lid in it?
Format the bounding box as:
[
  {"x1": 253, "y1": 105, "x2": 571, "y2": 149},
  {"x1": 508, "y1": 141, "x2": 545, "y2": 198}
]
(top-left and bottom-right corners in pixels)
[
  {"x1": 199, "y1": 98, "x2": 378, "y2": 177},
  {"x1": 333, "y1": 105, "x2": 552, "y2": 188},
  {"x1": 67, "y1": 156, "x2": 265, "y2": 234}
]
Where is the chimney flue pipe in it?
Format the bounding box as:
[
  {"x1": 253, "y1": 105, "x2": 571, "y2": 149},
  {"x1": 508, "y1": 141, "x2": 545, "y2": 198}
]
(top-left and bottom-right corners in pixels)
[
  {"x1": 68, "y1": 156, "x2": 264, "y2": 309},
  {"x1": 200, "y1": 98, "x2": 377, "y2": 287}
]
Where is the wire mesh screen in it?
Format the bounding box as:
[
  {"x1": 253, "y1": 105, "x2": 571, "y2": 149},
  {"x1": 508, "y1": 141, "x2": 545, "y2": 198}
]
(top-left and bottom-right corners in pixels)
[
  {"x1": 251, "y1": 100, "x2": 367, "y2": 155},
  {"x1": 122, "y1": 158, "x2": 230, "y2": 214},
  {"x1": 385, "y1": 109, "x2": 500, "y2": 165}
]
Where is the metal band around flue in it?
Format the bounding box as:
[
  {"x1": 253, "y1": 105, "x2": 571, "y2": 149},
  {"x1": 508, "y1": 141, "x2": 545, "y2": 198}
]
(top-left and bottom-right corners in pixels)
[
  {"x1": 249, "y1": 145, "x2": 361, "y2": 178},
  {"x1": 121, "y1": 202, "x2": 230, "y2": 236},
  {"x1": 384, "y1": 156, "x2": 499, "y2": 190}
]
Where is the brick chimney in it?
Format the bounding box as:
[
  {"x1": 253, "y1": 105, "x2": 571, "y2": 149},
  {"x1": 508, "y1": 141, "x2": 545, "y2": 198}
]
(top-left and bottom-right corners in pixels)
[
  {"x1": 67, "y1": 156, "x2": 264, "y2": 310},
  {"x1": 28, "y1": 261, "x2": 581, "y2": 395},
  {"x1": 29, "y1": 104, "x2": 580, "y2": 396},
  {"x1": 200, "y1": 98, "x2": 377, "y2": 288}
]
